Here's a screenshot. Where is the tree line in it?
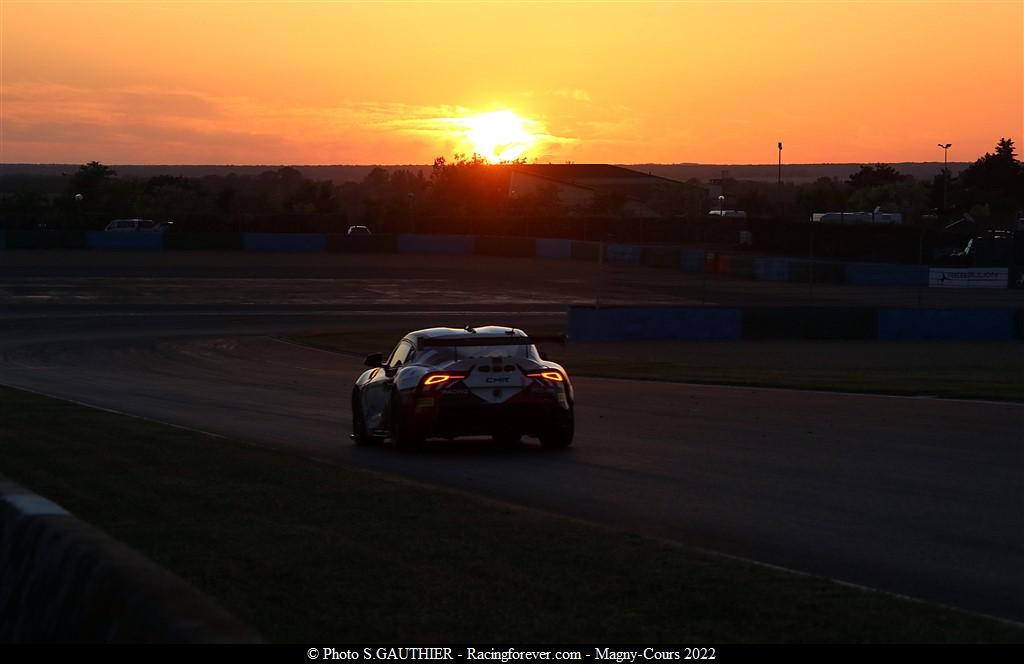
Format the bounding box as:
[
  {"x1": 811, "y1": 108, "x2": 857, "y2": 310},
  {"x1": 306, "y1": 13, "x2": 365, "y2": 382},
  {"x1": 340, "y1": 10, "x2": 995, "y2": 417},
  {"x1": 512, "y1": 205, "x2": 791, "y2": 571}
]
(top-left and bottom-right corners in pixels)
[
  {"x1": 1, "y1": 139, "x2": 1020, "y2": 237},
  {"x1": 722, "y1": 138, "x2": 1022, "y2": 229}
]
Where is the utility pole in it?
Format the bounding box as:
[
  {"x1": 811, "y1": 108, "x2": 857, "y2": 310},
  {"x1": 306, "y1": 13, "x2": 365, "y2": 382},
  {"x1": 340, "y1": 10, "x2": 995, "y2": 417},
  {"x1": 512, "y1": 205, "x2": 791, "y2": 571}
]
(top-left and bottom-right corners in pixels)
[
  {"x1": 777, "y1": 142, "x2": 784, "y2": 220},
  {"x1": 777, "y1": 141, "x2": 783, "y2": 187},
  {"x1": 937, "y1": 143, "x2": 952, "y2": 218}
]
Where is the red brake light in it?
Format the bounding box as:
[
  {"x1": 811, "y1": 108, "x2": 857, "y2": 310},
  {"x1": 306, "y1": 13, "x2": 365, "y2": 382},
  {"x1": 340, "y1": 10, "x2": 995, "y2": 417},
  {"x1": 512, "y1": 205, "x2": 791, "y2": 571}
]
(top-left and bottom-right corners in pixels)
[
  {"x1": 423, "y1": 373, "x2": 466, "y2": 386},
  {"x1": 527, "y1": 371, "x2": 564, "y2": 382}
]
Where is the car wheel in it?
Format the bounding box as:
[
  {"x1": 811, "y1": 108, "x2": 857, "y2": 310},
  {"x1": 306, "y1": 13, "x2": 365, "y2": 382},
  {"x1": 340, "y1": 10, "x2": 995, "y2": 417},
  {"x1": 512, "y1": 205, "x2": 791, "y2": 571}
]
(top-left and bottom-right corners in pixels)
[
  {"x1": 351, "y1": 391, "x2": 376, "y2": 446},
  {"x1": 390, "y1": 391, "x2": 423, "y2": 449},
  {"x1": 540, "y1": 407, "x2": 574, "y2": 450}
]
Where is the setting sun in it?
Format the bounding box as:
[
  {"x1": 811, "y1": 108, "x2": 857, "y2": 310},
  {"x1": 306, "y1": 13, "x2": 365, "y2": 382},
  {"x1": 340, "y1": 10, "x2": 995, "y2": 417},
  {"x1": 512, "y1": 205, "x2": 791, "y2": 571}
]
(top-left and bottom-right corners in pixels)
[{"x1": 461, "y1": 111, "x2": 539, "y2": 163}]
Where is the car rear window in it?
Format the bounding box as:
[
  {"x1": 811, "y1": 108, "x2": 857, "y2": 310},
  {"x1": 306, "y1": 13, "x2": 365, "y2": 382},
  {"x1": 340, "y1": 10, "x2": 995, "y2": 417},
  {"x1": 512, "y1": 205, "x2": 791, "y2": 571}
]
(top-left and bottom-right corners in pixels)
[{"x1": 417, "y1": 344, "x2": 538, "y2": 364}]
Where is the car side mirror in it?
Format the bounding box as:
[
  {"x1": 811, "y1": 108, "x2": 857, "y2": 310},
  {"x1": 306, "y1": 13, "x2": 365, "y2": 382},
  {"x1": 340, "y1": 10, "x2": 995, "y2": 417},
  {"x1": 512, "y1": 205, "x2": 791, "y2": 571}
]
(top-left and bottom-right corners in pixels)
[{"x1": 364, "y1": 353, "x2": 383, "y2": 368}]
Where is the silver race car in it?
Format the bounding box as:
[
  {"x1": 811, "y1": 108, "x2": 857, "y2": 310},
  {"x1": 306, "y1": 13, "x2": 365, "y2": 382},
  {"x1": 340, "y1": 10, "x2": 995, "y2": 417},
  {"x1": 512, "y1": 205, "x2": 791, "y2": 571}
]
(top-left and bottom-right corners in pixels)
[{"x1": 352, "y1": 326, "x2": 574, "y2": 449}]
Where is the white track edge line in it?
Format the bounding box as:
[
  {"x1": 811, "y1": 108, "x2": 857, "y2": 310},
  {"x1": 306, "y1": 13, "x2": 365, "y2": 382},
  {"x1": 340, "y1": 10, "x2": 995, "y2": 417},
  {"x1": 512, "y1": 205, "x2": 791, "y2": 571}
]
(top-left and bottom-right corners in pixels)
[{"x1": 1, "y1": 382, "x2": 228, "y2": 440}]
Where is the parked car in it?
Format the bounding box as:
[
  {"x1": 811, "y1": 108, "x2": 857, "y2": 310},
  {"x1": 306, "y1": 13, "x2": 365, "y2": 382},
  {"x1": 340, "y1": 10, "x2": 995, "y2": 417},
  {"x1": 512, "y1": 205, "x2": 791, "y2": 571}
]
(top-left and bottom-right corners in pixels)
[
  {"x1": 104, "y1": 219, "x2": 172, "y2": 233},
  {"x1": 352, "y1": 326, "x2": 574, "y2": 449}
]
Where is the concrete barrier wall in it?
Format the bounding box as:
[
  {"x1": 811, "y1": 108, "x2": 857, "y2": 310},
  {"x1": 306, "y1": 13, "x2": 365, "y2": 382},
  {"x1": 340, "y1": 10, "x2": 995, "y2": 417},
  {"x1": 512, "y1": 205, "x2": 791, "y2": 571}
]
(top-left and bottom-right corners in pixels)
[
  {"x1": 680, "y1": 249, "x2": 705, "y2": 273},
  {"x1": 0, "y1": 478, "x2": 260, "y2": 643},
  {"x1": 165, "y1": 232, "x2": 244, "y2": 251},
  {"x1": 475, "y1": 235, "x2": 536, "y2": 258},
  {"x1": 847, "y1": 263, "x2": 928, "y2": 287},
  {"x1": 327, "y1": 233, "x2": 398, "y2": 253},
  {"x1": 743, "y1": 307, "x2": 877, "y2": 340},
  {"x1": 570, "y1": 306, "x2": 1024, "y2": 342},
  {"x1": 754, "y1": 257, "x2": 792, "y2": 282},
  {"x1": 788, "y1": 260, "x2": 847, "y2": 284},
  {"x1": 85, "y1": 232, "x2": 165, "y2": 251},
  {"x1": 569, "y1": 306, "x2": 743, "y2": 342},
  {"x1": 605, "y1": 243, "x2": 643, "y2": 265},
  {"x1": 877, "y1": 308, "x2": 1020, "y2": 341},
  {"x1": 709, "y1": 253, "x2": 730, "y2": 274},
  {"x1": 571, "y1": 241, "x2": 601, "y2": 262},
  {"x1": 724, "y1": 254, "x2": 756, "y2": 278},
  {"x1": 641, "y1": 246, "x2": 680, "y2": 269},
  {"x1": 535, "y1": 238, "x2": 572, "y2": 259},
  {"x1": 243, "y1": 232, "x2": 328, "y2": 252},
  {"x1": 397, "y1": 233, "x2": 474, "y2": 255},
  {"x1": 0, "y1": 230, "x2": 1012, "y2": 291}
]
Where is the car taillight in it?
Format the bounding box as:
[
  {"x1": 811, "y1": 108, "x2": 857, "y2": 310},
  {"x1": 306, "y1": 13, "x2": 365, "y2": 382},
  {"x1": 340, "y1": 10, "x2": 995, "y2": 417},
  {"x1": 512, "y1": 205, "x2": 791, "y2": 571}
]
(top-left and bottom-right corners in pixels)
[
  {"x1": 527, "y1": 371, "x2": 564, "y2": 382},
  {"x1": 423, "y1": 373, "x2": 467, "y2": 386}
]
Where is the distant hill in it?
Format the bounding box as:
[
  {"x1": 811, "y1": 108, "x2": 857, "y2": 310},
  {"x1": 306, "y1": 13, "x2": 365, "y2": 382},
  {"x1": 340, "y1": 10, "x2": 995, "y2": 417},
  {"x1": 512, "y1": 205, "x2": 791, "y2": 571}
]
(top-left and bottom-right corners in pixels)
[
  {"x1": 627, "y1": 162, "x2": 968, "y2": 184},
  {"x1": 0, "y1": 161, "x2": 967, "y2": 185},
  {"x1": 0, "y1": 164, "x2": 424, "y2": 184}
]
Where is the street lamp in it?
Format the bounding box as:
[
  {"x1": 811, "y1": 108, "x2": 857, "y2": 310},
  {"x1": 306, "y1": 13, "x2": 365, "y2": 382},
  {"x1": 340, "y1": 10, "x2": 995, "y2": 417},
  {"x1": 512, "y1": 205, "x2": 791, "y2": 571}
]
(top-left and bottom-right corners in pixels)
[
  {"x1": 937, "y1": 143, "x2": 952, "y2": 217},
  {"x1": 718, "y1": 194, "x2": 725, "y2": 216},
  {"x1": 777, "y1": 141, "x2": 783, "y2": 187}
]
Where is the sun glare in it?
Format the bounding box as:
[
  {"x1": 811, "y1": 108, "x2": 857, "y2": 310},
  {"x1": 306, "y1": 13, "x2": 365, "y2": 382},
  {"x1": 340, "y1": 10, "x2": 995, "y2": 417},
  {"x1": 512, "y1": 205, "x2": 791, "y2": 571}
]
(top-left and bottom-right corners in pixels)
[{"x1": 461, "y1": 110, "x2": 538, "y2": 163}]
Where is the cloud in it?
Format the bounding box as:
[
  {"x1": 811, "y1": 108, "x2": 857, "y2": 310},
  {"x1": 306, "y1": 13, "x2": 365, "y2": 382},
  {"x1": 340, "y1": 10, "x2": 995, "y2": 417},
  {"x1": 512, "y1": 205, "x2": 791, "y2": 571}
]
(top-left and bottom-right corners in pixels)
[
  {"x1": 0, "y1": 82, "x2": 421, "y2": 162},
  {"x1": 554, "y1": 88, "x2": 591, "y2": 102},
  {"x1": 0, "y1": 81, "x2": 584, "y2": 163}
]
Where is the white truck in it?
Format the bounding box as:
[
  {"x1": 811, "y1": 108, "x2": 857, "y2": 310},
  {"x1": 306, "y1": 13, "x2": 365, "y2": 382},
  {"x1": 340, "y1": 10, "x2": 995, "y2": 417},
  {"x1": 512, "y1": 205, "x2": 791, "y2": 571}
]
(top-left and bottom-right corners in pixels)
[{"x1": 811, "y1": 207, "x2": 902, "y2": 224}]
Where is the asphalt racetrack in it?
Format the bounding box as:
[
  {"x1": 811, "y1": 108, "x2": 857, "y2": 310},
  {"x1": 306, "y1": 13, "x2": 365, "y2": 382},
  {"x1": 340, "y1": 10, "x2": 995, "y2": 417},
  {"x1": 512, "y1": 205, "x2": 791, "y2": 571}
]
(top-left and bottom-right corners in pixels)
[{"x1": 2, "y1": 252, "x2": 1022, "y2": 623}]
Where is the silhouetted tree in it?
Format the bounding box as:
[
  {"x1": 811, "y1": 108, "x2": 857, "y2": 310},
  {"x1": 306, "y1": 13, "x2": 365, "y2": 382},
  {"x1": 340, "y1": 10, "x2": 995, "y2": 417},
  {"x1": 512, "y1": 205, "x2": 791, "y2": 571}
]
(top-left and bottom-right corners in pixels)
[
  {"x1": 959, "y1": 138, "x2": 1021, "y2": 195},
  {"x1": 956, "y1": 137, "x2": 1023, "y2": 224},
  {"x1": 58, "y1": 162, "x2": 119, "y2": 228},
  {"x1": 847, "y1": 163, "x2": 907, "y2": 189},
  {"x1": 427, "y1": 154, "x2": 509, "y2": 233},
  {"x1": 847, "y1": 180, "x2": 928, "y2": 220},
  {"x1": 795, "y1": 176, "x2": 851, "y2": 217},
  {"x1": 71, "y1": 161, "x2": 116, "y2": 191}
]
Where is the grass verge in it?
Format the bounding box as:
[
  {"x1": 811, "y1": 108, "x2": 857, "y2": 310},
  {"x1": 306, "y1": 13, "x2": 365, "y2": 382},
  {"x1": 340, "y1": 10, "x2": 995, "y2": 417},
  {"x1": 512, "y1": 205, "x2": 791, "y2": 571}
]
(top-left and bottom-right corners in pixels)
[
  {"x1": 295, "y1": 331, "x2": 1024, "y2": 402},
  {"x1": 3, "y1": 386, "x2": 1022, "y2": 642}
]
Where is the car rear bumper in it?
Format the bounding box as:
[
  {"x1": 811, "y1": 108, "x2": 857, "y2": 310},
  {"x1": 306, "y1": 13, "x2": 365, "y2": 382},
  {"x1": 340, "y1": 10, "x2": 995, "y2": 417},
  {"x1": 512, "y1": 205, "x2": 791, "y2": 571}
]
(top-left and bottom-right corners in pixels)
[{"x1": 414, "y1": 391, "x2": 571, "y2": 438}]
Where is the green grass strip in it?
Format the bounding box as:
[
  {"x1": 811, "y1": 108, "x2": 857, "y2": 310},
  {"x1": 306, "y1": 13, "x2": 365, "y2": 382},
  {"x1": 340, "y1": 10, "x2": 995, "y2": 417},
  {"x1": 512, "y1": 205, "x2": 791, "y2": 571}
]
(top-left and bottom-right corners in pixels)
[
  {"x1": 565, "y1": 362, "x2": 1024, "y2": 401},
  {"x1": 296, "y1": 332, "x2": 1024, "y2": 402},
  {"x1": 1, "y1": 385, "x2": 1021, "y2": 643}
]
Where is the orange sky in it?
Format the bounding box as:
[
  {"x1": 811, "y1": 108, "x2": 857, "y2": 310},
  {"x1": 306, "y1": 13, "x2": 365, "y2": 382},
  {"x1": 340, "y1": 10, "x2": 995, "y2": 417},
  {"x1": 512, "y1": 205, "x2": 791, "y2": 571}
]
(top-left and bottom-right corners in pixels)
[{"x1": 2, "y1": 1, "x2": 1021, "y2": 165}]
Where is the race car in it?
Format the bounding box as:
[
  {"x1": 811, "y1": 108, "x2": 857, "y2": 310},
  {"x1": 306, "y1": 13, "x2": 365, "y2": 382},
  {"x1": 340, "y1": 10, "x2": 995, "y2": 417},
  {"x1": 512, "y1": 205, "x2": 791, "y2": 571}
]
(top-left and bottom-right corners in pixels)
[{"x1": 352, "y1": 326, "x2": 574, "y2": 449}]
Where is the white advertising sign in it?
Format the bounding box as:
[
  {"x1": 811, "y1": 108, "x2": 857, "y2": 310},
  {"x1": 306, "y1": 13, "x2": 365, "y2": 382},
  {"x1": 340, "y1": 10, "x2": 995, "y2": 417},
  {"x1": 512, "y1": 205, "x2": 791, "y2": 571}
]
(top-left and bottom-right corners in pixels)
[{"x1": 928, "y1": 268, "x2": 1008, "y2": 289}]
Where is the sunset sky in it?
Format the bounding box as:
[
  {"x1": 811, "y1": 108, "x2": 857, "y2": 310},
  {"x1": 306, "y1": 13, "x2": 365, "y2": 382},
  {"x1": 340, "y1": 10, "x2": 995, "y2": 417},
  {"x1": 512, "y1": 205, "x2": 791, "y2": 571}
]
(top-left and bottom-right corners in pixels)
[{"x1": 2, "y1": 1, "x2": 1021, "y2": 165}]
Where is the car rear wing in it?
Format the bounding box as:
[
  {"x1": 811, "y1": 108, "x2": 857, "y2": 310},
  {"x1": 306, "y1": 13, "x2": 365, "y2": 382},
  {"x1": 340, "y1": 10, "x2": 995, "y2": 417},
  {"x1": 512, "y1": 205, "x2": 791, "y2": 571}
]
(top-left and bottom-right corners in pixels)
[{"x1": 418, "y1": 335, "x2": 566, "y2": 348}]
